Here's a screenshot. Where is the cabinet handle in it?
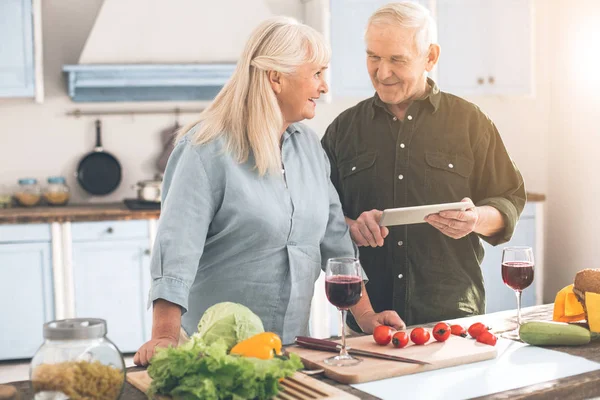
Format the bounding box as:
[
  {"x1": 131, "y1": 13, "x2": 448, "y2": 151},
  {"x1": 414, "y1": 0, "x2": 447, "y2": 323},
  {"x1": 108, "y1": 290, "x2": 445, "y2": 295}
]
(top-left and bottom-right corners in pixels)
[
  {"x1": 488, "y1": 76, "x2": 495, "y2": 84},
  {"x1": 477, "y1": 77, "x2": 485, "y2": 85},
  {"x1": 144, "y1": 249, "x2": 151, "y2": 256},
  {"x1": 106, "y1": 227, "x2": 114, "y2": 234}
]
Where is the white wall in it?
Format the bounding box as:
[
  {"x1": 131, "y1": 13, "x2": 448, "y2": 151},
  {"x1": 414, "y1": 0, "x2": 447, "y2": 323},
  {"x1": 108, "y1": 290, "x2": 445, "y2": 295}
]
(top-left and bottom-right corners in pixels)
[
  {"x1": 0, "y1": 0, "x2": 589, "y2": 300},
  {"x1": 543, "y1": 0, "x2": 600, "y2": 298}
]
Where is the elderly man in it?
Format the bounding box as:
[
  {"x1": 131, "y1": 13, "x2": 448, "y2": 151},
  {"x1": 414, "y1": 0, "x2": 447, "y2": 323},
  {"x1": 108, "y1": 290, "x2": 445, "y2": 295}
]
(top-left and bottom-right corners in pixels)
[{"x1": 322, "y1": 2, "x2": 526, "y2": 332}]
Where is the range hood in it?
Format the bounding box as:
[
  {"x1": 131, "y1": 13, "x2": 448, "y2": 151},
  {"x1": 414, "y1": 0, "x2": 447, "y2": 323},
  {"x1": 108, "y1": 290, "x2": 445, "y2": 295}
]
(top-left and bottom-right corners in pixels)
[{"x1": 63, "y1": 0, "x2": 278, "y2": 102}]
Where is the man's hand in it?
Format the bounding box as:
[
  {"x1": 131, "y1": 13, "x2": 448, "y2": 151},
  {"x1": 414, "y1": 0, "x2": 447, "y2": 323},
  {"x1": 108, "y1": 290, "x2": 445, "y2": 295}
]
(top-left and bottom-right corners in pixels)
[
  {"x1": 133, "y1": 336, "x2": 178, "y2": 366},
  {"x1": 354, "y1": 310, "x2": 406, "y2": 334},
  {"x1": 425, "y1": 198, "x2": 478, "y2": 239},
  {"x1": 346, "y1": 210, "x2": 389, "y2": 247}
]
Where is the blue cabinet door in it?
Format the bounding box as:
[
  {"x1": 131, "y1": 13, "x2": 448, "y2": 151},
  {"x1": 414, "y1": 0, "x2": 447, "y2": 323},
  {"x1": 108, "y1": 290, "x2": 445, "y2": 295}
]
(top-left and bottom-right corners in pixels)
[
  {"x1": 0, "y1": 0, "x2": 35, "y2": 97},
  {"x1": 330, "y1": 0, "x2": 428, "y2": 98},
  {"x1": 72, "y1": 239, "x2": 152, "y2": 354},
  {"x1": 482, "y1": 203, "x2": 537, "y2": 313},
  {"x1": 0, "y1": 242, "x2": 53, "y2": 360}
]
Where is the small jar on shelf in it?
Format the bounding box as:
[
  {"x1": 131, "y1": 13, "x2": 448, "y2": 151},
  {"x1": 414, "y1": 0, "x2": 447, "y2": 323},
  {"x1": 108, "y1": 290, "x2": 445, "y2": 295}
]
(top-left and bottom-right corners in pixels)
[
  {"x1": 43, "y1": 176, "x2": 70, "y2": 206},
  {"x1": 0, "y1": 184, "x2": 12, "y2": 209},
  {"x1": 14, "y1": 178, "x2": 41, "y2": 207}
]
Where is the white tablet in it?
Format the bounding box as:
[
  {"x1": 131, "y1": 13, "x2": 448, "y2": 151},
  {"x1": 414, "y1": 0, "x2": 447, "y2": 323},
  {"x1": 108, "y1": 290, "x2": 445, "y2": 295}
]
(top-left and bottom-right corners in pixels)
[{"x1": 379, "y1": 201, "x2": 474, "y2": 227}]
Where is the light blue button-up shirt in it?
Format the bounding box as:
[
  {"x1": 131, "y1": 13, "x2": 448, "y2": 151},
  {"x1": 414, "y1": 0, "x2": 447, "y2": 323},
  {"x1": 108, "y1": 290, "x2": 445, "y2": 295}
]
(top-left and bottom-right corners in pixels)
[{"x1": 148, "y1": 123, "x2": 359, "y2": 344}]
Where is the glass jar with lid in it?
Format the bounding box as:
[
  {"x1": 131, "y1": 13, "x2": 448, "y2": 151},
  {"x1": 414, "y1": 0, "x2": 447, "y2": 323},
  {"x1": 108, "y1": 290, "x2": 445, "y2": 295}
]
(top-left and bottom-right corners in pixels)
[
  {"x1": 14, "y1": 178, "x2": 41, "y2": 207},
  {"x1": 0, "y1": 184, "x2": 12, "y2": 209},
  {"x1": 43, "y1": 176, "x2": 70, "y2": 206},
  {"x1": 30, "y1": 318, "x2": 125, "y2": 400}
]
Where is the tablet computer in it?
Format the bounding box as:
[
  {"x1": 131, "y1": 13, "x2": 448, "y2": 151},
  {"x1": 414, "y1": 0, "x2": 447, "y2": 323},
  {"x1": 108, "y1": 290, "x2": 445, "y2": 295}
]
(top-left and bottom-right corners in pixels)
[{"x1": 379, "y1": 201, "x2": 474, "y2": 227}]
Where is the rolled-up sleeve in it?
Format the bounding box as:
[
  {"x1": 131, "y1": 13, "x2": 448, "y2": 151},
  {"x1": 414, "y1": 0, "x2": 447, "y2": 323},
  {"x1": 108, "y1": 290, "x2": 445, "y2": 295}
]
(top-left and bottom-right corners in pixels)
[
  {"x1": 472, "y1": 123, "x2": 526, "y2": 246},
  {"x1": 147, "y1": 138, "x2": 216, "y2": 313},
  {"x1": 319, "y1": 150, "x2": 366, "y2": 280}
]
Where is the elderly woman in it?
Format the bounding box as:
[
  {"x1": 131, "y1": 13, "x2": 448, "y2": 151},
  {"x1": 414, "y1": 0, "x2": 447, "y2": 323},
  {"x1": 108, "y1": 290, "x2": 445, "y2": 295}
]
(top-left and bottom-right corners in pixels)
[{"x1": 134, "y1": 16, "x2": 404, "y2": 366}]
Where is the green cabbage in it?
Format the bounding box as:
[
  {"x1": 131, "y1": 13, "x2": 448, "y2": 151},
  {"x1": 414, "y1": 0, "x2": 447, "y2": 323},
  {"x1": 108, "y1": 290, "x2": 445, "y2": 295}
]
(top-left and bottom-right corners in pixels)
[{"x1": 192, "y1": 302, "x2": 264, "y2": 350}]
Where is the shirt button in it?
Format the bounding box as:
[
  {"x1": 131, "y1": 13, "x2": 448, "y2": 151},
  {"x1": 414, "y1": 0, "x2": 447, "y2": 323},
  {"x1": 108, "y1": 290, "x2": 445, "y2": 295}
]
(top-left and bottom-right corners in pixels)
[
  {"x1": 398, "y1": 274, "x2": 404, "y2": 279},
  {"x1": 397, "y1": 241, "x2": 403, "y2": 246},
  {"x1": 398, "y1": 174, "x2": 404, "y2": 180},
  {"x1": 351, "y1": 166, "x2": 356, "y2": 171},
  {"x1": 393, "y1": 117, "x2": 397, "y2": 121},
  {"x1": 400, "y1": 143, "x2": 405, "y2": 149},
  {"x1": 448, "y1": 163, "x2": 454, "y2": 169},
  {"x1": 407, "y1": 115, "x2": 413, "y2": 120}
]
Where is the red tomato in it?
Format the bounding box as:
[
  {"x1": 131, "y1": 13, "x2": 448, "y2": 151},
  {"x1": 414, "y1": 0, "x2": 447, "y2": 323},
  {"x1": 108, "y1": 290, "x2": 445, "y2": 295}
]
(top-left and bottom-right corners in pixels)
[
  {"x1": 476, "y1": 331, "x2": 498, "y2": 346},
  {"x1": 450, "y1": 324, "x2": 467, "y2": 337},
  {"x1": 410, "y1": 327, "x2": 430, "y2": 345},
  {"x1": 373, "y1": 325, "x2": 394, "y2": 346},
  {"x1": 432, "y1": 322, "x2": 451, "y2": 342},
  {"x1": 468, "y1": 322, "x2": 489, "y2": 339},
  {"x1": 392, "y1": 331, "x2": 409, "y2": 348}
]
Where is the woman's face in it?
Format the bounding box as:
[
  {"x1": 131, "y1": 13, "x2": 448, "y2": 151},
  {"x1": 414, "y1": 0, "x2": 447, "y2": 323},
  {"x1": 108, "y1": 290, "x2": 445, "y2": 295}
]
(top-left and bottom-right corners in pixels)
[{"x1": 274, "y1": 62, "x2": 329, "y2": 124}]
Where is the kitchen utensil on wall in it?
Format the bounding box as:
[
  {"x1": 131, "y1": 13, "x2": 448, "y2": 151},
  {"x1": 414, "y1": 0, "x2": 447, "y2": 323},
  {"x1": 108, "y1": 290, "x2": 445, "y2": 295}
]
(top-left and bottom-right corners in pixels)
[
  {"x1": 76, "y1": 120, "x2": 122, "y2": 195},
  {"x1": 156, "y1": 109, "x2": 181, "y2": 173}
]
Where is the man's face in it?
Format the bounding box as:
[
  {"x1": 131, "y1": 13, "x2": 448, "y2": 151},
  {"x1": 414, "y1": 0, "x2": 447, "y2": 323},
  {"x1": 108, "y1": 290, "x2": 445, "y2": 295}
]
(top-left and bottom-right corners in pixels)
[{"x1": 365, "y1": 23, "x2": 431, "y2": 105}]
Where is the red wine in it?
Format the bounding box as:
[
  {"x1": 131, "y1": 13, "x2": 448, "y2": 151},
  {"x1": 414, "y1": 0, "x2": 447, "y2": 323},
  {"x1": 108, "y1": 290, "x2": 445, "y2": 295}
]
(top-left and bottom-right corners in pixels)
[
  {"x1": 502, "y1": 261, "x2": 534, "y2": 291},
  {"x1": 325, "y1": 275, "x2": 362, "y2": 309}
]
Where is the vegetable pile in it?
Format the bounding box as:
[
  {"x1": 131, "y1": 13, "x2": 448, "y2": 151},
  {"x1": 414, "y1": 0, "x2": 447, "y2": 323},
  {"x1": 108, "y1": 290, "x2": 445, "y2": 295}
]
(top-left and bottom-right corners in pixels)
[{"x1": 147, "y1": 302, "x2": 303, "y2": 400}]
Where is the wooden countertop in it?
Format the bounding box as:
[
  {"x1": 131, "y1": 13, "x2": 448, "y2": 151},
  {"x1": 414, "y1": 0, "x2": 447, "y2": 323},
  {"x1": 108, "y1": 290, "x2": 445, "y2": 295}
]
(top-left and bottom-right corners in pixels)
[
  {"x1": 0, "y1": 192, "x2": 545, "y2": 225},
  {"x1": 6, "y1": 304, "x2": 597, "y2": 400},
  {"x1": 0, "y1": 203, "x2": 160, "y2": 225}
]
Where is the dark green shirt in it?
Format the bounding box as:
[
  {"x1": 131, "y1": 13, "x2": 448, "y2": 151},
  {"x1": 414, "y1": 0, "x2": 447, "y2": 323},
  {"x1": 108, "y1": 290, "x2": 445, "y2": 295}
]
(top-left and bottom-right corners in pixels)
[{"x1": 322, "y1": 79, "x2": 526, "y2": 330}]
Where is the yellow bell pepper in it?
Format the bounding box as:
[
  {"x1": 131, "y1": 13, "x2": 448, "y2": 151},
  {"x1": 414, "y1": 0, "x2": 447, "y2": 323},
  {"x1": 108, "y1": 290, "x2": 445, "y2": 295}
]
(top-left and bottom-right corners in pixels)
[
  {"x1": 553, "y1": 284, "x2": 586, "y2": 323},
  {"x1": 586, "y1": 292, "x2": 600, "y2": 333},
  {"x1": 230, "y1": 332, "x2": 282, "y2": 360}
]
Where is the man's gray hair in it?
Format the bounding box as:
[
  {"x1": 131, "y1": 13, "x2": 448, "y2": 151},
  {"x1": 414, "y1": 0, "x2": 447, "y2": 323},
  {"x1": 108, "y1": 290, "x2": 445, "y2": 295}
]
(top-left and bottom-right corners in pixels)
[{"x1": 367, "y1": 2, "x2": 437, "y2": 55}]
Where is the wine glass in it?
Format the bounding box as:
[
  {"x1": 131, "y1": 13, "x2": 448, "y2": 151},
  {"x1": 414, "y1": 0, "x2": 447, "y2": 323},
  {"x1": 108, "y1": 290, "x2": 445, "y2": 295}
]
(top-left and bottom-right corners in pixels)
[
  {"x1": 324, "y1": 257, "x2": 363, "y2": 367},
  {"x1": 501, "y1": 246, "x2": 535, "y2": 340}
]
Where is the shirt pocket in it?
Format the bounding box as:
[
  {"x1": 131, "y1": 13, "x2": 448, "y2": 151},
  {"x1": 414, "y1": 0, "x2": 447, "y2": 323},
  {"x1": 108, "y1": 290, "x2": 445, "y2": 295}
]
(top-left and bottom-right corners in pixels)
[
  {"x1": 424, "y1": 151, "x2": 473, "y2": 204},
  {"x1": 339, "y1": 153, "x2": 377, "y2": 206}
]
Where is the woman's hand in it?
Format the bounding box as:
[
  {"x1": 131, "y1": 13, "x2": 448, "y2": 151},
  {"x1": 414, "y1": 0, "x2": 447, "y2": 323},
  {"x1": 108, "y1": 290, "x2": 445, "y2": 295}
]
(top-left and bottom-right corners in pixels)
[
  {"x1": 134, "y1": 299, "x2": 183, "y2": 366},
  {"x1": 133, "y1": 336, "x2": 178, "y2": 366},
  {"x1": 355, "y1": 310, "x2": 406, "y2": 334}
]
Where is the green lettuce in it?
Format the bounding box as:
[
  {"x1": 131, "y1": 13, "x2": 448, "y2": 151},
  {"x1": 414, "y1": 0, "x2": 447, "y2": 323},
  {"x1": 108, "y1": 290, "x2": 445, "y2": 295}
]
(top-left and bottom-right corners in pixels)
[
  {"x1": 147, "y1": 337, "x2": 303, "y2": 400},
  {"x1": 192, "y1": 302, "x2": 264, "y2": 351}
]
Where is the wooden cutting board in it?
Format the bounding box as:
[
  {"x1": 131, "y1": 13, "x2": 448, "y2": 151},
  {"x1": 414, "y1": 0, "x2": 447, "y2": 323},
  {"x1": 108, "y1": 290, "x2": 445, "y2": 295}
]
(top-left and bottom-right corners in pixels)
[
  {"x1": 127, "y1": 370, "x2": 359, "y2": 400},
  {"x1": 286, "y1": 331, "x2": 498, "y2": 384}
]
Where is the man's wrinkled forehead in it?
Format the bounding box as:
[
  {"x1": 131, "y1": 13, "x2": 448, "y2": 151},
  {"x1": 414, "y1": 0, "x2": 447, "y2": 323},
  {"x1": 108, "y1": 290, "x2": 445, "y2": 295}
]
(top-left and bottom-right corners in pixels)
[{"x1": 365, "y1": 23, "x2": 419, "y2": 57}]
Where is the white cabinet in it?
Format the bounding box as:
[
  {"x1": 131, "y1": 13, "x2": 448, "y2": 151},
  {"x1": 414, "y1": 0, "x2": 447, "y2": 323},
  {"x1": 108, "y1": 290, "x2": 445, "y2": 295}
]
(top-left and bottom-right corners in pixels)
[
  {"x1": 70, "y1": 220, "x2": 153, "y2": 353},
  {"x1": 0, "y1": 0, "x2": 44, "y2": 101},
  {"x1": 436, "y1": 0, "x2": 533, "y2": 96},
  {"x1": 0, "y1": 224, "x2": 53, "y2": 361}
]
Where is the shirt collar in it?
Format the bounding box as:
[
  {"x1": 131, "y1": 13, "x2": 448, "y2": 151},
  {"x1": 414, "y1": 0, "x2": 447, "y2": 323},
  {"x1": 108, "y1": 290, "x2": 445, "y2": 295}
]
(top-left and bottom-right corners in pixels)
[{"x1": 370, "y1": 77, "x2": 441, "y2": 119}]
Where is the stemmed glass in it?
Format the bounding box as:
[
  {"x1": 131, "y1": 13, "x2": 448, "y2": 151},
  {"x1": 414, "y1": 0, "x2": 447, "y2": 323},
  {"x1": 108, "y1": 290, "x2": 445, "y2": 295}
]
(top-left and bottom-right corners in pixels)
[
  {"x1": 501, "y1": 246, "x2": 535, "y2": 340},
  {"x1": 324, "y1": 257, "x2": 363, "y2": 367}
]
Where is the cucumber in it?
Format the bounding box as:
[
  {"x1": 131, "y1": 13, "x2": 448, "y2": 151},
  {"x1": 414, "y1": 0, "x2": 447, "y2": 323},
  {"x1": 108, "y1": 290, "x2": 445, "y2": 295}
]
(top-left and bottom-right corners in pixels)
[{"x1": 519, "y1": 320, "x2": 594, "y2": 346}]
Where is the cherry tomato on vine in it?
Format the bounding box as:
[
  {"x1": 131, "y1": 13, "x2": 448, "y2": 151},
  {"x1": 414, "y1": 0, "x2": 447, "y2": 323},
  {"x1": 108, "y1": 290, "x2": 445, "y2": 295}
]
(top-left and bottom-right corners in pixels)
[
  {"x1": 392, "y1": 331, "x2": 409, "y2": 348},
  {"x1": 410, "y1": 327, "x2": 430, "y2": 345},
  {"x1": 373, "y1": 325, "x2": 394, "y2": 346}
]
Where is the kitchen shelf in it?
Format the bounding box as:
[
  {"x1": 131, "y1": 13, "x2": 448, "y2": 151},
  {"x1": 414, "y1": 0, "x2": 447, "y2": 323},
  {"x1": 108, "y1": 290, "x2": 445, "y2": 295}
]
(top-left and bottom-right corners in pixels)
[{"x1": 62, "y1": 64, "x2": 236, "y2": 103}]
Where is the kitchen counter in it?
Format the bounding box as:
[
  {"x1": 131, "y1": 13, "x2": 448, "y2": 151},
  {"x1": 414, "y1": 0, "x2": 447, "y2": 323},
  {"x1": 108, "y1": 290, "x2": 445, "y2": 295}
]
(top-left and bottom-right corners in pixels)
[
  {"x1": 0, "y1": 202, "x2": 160, "y2": 224},
  {"x1": 0, "y1": 192, "x2": 545, "y2": 226},
  {"x1": 6, "y1": 304, "x2": 598, "y2": 399}
]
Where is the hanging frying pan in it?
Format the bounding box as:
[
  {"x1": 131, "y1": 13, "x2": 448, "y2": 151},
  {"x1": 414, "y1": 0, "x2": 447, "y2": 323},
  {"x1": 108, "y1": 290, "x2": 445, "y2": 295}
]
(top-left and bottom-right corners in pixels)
[{"x1": 76, "y1": 119, "x2": 122, "y2": 195}]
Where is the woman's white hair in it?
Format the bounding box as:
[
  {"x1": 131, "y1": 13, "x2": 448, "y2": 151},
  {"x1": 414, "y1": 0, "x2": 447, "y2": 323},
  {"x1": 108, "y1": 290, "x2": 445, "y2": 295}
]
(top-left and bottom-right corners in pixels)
[
  {"x1": 367, "y1": 2, "x2": 437, "y2": 55},
  {"x1": 178, "y1": 16, "x2": 330, "y2": 176}
]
